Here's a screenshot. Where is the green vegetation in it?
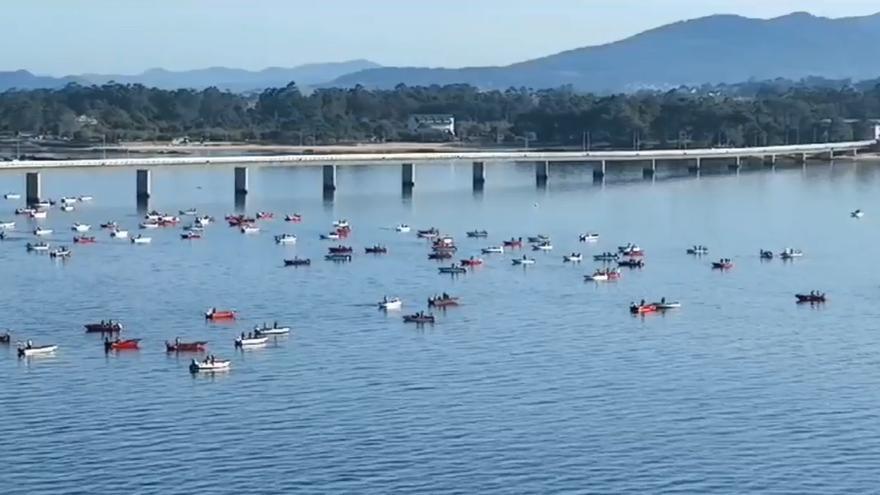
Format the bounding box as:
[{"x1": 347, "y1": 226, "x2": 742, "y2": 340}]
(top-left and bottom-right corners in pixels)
[{"x1": 1, "y1": 82, "x2": 879, "y2": 149}]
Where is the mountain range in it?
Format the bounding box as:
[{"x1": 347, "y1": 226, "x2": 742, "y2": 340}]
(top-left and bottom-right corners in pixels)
[{"x1": 3, "y1": 12, "x2": 880, "y2": 93}]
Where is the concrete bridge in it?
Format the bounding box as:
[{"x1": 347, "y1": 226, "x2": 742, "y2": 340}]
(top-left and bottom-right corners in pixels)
[{"x1": 8, "y1": 139, "x2": 876, "y2": 205}]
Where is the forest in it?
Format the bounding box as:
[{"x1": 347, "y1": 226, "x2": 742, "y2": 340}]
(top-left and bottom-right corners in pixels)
[{"x1": 1, "y1": 81, "x2": 879, "y2": 149}]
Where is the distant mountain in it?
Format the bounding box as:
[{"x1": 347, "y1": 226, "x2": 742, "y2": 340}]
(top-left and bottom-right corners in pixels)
[
  {"x1": 0, "y1": 60, "x2": 381, "y2": 93},
  {"x1": 329, "y1": 12, "x2": 880, "y2": 91}
]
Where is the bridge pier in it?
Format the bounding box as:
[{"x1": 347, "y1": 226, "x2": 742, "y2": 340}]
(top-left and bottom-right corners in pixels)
[
  {"x1": 472, "y1": 161, "x2": 485, "y2": 191},
  {"x1": 728, "y1": 156, "x2": 741, "y2": 174},
  {"x1": 401, "y1": 163, "x2": 415, "y2": 191},
  {"x1": 25, "y1": 172, "x2": 41, "y2": 205},
  {"x1": 643, "y1": 159, "x2": 657, "y2": 179},
  {"x1": 234, "y1": 167, "x2": 248, "y2": 195},
  {"x1": 535, "y1": 161, "x2": 549, "y2": 186},
  {"x1": 323, "y1": 165, "x2": 337, "y2": 192},
  {"x1": 593, "y1": 160, "x2": 606, "y2": 182},
  {"x1": 688, "y1": 157, "x2": 701, "y2": 176},
  {"x1": 136, "y1": 169, "x2": 151, "y2": 199}
]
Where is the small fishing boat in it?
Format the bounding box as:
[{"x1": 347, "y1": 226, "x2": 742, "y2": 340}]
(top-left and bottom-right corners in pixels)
[
  {"x1": 712, "y1": 260, "x2": 734, "y2": 270},
  {"x1": 26, "y1": 242, "x2": 50, "y2": 252},
  {"x1": 654, "y1": 301, "x2": 682, "y2": 310},
  {"x1": 325, "y1": 253, "x2": 353, "y2": 262},
  {"x1": 226, "y1": 215, "x2": 254, "y2": 227},
  {"x1": 618, "y1": 259, "x2": 645, "y2": 268},
  {"x1": 760, "y1": 250, "x2": 774, "y2": 260},
  {"x1": 100, "y1": 221, "x2": 118, "y2": 229},
  {"x1": 234, "y1": 336, "x2": 268, "y2": 348},
  {"x1": 139, "y1": 221, "x2": 160, "y2": 229},
  {"x1": 333, "y1": 219, "x2": 350, "y2": 229},
  {"x1": 320, "y1": 232, "x2": 341, "y2": 240},
  {"x1": 481, "y1": 246, "x2": 504, "y2": 254},
  {"x1": 593, "y1": 253, "x2": 619, "y2": 262},
  {"x1": 284, "y1": 258, "x2": 311, "y2": 266},
  {"x1": 59, "y1": 205, "x2": 74, "y2": 212},
  {"x1": 796, "y1": 293, "x2": 826, "y2": 304},
  {"x1": 365, "y1": 245, "x2": 388, "y2": 254},
  {"x1": 512, "y1": 256, "x2": 536, "y2": 265},
  {"x1": 630, "y1": 303, "x2": 659, "y2": 315},
  {"x1": 159, "y1": 216, "x2": 180, "y2": 225},
  {"x1": 30, "y1": 210, "x2": 48, "y2": 219},
  {"x1": 254, "y1": 325, "x2": 291, "y2": 336},
  {"x1": 502, "y1": 238, "x2": 523, "y2": 248},
  {"x1": 60, "y1": 196, "x2": 78, "y2": 205},
  {"x1": 110, "y1": 229, "x2": 129, "y2": 239},
  {"x1": 4, "y1": 193, "x2": 20, "y2": 200},
  {"x1": 563, "y1": 253, "x2": 583, "y2": 263},
  {"x1": 256, "y1": 211, "x2": 274, "y2": 220},
  {"x1": 182, "y1": 224, "x2": 204, "y2": 232},
  {"x1": 417, "y1": 228, "x2": 439, "y2": 239},
  {"x1": 180, "y1": 231, "x2": 202, "y2": 240},
  {"x1": 179, "y1": 208, "x2": 198, "y2": 216},
  {"x1": 166, "y1": 340, "x2": 207, "y2": 352},
  {"x1": 428, "y1": 295, "x2": 459, "y2": 308},
  {"x1": 460, "y1": 257, "x2": 484, "y2": 267},
  {"x1": 0, "y1": 221, "x2": 15, "y2": 229},
  {"x1": 328, "y1": 245, "x2": 353, "y2": 254},
  {"x1": 240, "y1": 225, "x2": 260, "y2": 234},
  {"x1": 532, "y1": 241, "x2": 553, "y2": 251},
  {"x1": 15, "y1": 208, "x2": 34, "y2": 215},
  {"x1": 284, "y1": 214, "x2": 302, "y2": 222},
  {"x1": 18, "y1": 343, "x2": 58, "y2": 357},
  {"x1": 438, "y1": 264, "x2": 467, "y2": 274},
  {"x1": 851, "y1": 209, "x2": 865, "y2": 218},
  {"x1": 196, "y1": 216, "x2": 213, "y2": 225},
  {"x1": 428, "y1": 252, "x2": 453, "y2": 260},
  {"x1": 33, "y1": 228, "x2": 52, "y2": 236},
  {"x1": 395, "y1": 224, "x2": 411, "y2": 233},
  {"x1": 466, "y1": 230, "x2": 488, "y2": 238},
  {"x1": 35, "y1": 200, "x2": 53, "y2": 209},
  {"x1": 104, "y1": 338, "x2": 141, "y2": 352},
  {"x1": 145, "y1": 212, "x2": 161, "y2": 222},
  {"x1": 274, "y1": 234, "x2": 297, "y2": 245},
  {"x1": 189, "y1": 358, "x2": 230, "y2": 373},
  {"x1": 779, "y1": 248, "x2": 803, "y2": 260},
  {"x1": 527, "y1": 235, "x2": 550, "y2": 243},
  {"x1": 131, "y1": 235, "x2": 152, "y2": 244},
  {"x1": 85, "y1": 322, "x2": 123, "y2": 333},
  {"x1": 620, "y1": 247, "x2": 644, "y2": 257},
  {"x1": 378, "y1": 297, "x2": 402, "y2": 310},
  {"x1": 74, "y1": 236, "x2": 96, "y2": 244},
  {"x1": 0, "y1": 333, "x2": 9, "y2": 344},
  {"x1": 49, "y1": 247, "x2": 72, "y2": 258},
  {"x1": 585, "y1": 269, "x2": 621, "y2": 282},
  {"x1": 205, "y1": 308, "x2": 236, "y2": 321},
  {"x1": 686, "y1": 246, "x2": 709, "y2": 255},
  {"x1": 78, "y1": 195, "x2": 93, "y2": 202},
  {"x1": 403, "y1": 312, "x2": 435, "y2": 324},
  {"x1": 71, "y1": 223, "x2": 91, "y2": 233},
  {"x1": 579, "y1": 233, "x2": 600, "y2": 242}
]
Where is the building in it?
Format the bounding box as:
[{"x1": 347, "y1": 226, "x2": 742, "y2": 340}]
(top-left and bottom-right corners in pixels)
[{"x1": 407, "y1": 114, "x2": 455, "y2": 136}]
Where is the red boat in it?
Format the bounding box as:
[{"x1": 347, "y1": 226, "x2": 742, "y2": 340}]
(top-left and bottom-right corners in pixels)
[
  {"x1": 84, "y1": 322, "x2": 123, "y2": 333},
  {"x1": 460, "y1": 258, "x2": 484, "y2": 267},
  {"x1": 284, "y1": 214, "x2": 302, "y2": 223},
  {"x1": 74, "y1": 236, "x2": 96, "y2": 244},
  {"x1": 428, "y1": 296, "x2": 460, "y2": 308},
  {"x1": 105, "y1": 338, "x2": 141, "y2": 351},
  {"x1": 166, "y1": 340, "x2": 208, "y2": 352},
  {"x1": 256, "y1": 211, "x2": 274, "y2": 220},
  {"x1": 336, "y1": 227, "x2": 351, "y2": 237},
  {"x1": 205, "y1": 309, "x2": 236, "y2": 321},
  {"x1": 503, "y1": 238, "x2": 524, "y2": 248},
  {"x1": 328, "y1": 245, "x2": 353, "y2": 254},
  {"x1": 630, "y1": 304, "x2": 658, "y2": 315},
  {"x1": 226, "y1": 215, "x2": 255, "y2": 226}
]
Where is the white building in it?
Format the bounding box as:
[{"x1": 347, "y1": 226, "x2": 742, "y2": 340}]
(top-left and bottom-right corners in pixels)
[{"x1": 407, "y1": 114, "x2": 455, "y2": 136}]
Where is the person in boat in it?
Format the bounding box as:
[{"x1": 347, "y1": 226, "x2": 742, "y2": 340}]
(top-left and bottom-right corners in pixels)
[
  {"x1": 442, "y1": 292, "x2": 449, "y2": 300},
  {"x1": 640, "y1": 299, "x2": 646, "y2": 307},
  {"x1": 210, "y1": 355, "x2": 215, "y2": 365},
  {"x1": 661, "y1": 297, "x2": 666, "y2": 304},
  {"x1": 175, "y1": 337, "x2": 180, "y2": 346},
  {"x1": 240, "y1": 332, "x2": 245, "y2": 340},
  {"x1": 273, "y1": 321, "x2": 278, "y2": 328},
  {"x1": 26, "y1": 339, "x2": 33, "y2": 349}
]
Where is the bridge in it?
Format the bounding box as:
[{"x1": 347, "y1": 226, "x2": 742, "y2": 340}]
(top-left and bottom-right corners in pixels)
[{"x1": 6, "y1": 139, "x2": 876, "y2": 206}]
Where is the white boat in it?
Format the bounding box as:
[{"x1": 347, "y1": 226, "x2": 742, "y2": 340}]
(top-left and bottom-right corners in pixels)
[
  {"x1": 196, "y1": 216, "x2": 213, "y2": 225},
  {"x1": 579, "y1": 233, "x2": 600, "y2": 242},
  {"x1": 395, "y1": 224, "x2": 411, "y2": 233},
  {"x1": 33, "y1": 228, "x2": 52, "y2": 236},
  {"x1": 131, "y1": 235, "x2": 152, "y2": 244},
  {"x1": 240, "y1": 225, "x2": 260, "y2": 234},
  {"x1": 482, "y1": 246, "x2": 504, "y2": 254},
  {"x1": 160, "y1": 215, "x2": 179, "y2": 223},
  {"x1": 851, "y1": 209, "x2": 865, "y2": 218},
  {"x1": 0, "y1": 221, "x2": 15, "y2": 229},
  {"x1": 563, "y1": 253, "x2": 583, "y2": 262},
  {"x1": 78, "y1": 195, "x2": 93, "y2": 202},
  {"x1": 18, "y1": 344, "x2": 58, "y2": 357},
  {"x1": 26, "y1": 242, "x2": 50, "y2": 252},
  {"x1": 655, "y1": 301, "x2": 682, "y2": 310},
  {"x1": 139, "y1": 221, "x2": 160, "y2": 229},
  {"x1": 179, "y1": 208, "x2": 198, "y2": 216},
  {"x1": 4, "y1": 193, "x2": 20, "y2": 200},
  {"x1": 34, "y1": 201, "x2": 52, "y2": 209},
  {"x1": 254, "y1": 326, "x2": 291, "y2": 336},
  {"x1": 585, "y1": 273, "x2": 609, "y2": 282},
  {"x1": 30, "y1": 210, "x2": 48, "y2": 219},
  {"x1": 60, "y1": 197, "x2": 78, "y2": 205},
  {"x1": 532, "y1": 242, "x2": 553, "y2": 251},
  {"x1": 189, "y1": 358, "x2": 231, "y2": 373},
  {"x1": 378, "y1": 297, "x2": 403, "y2": 310},
  {"x1": 49, "y1": 247, "x2": 71, "y2": 258},
  {"x1": 60, "y1": 205, "x2": 74, "y2": 212},
  {"x1": 234, "y1": 336, "x2": 268, "y2": 347},
  {"x1": 110, "y1": 229, "x2": 129, "y2": 239},
  {"x1": 512, "y1": 257, "x2": 536, "y2": 265},
  {"x1": 144, "y1": 213, "x2": 161, "y2": 221},
  {"x1": 320, "y1": 232, "x2": 340, "y2": 240},
  {"x1": 71, "y1": 223, "x2": 91, "y2": 233},
  {"x1": 333, "y1": 219, "x2": 350, "y2": 229},
  {"x1": 274, "y1": 234, "x2": 297, "y2": 245},
  {"x1": 15, "y1": 208, "x2": 35, "y2": 215},
  {"x1": 780, "y1": 249, "x2": 803, "y2": 259}
]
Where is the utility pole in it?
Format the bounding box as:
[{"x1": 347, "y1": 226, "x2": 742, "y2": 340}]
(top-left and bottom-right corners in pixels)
[{"x1": 102, "y1": 134, "x2": 107, "y2": 160}]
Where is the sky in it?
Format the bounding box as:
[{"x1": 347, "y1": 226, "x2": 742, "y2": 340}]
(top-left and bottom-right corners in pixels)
[{"x1": 4, "y1": 0, "x2": 879, "y2": 75}]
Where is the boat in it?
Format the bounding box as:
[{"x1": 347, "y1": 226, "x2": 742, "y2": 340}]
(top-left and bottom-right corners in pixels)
[
  {"x1": 320, "y1": 232, "x2": 341, "y2": 240},
  {"x1": 182, "y1": 224, "x2": 204, "y2": 232},
  {"x1": 35, "y1": 200, "x2": 53, "y2": 209},
  {"x1": 131, "y1": 235, "x2": 152, "y2": 244},
  {"x1": 104, "y1": 338, "x2": 141, "y2": 352},
  {"x1": 502, "y1": 238, "x2": 523, "y2": 248},
  {"x1": 240, "y1": 225, "x2": 260, "y2": 234},
  {"x1": 460, "y1": 257, "x2": 484, "y2": 267},
  {"x1": 325, "y1": 253, "x2": 353, "y2": 262},
  {"x1": 4, "y1": 193, "x2": 20, "y2": 200},
  {"x1": 532, "y1": 241, "x2": 553, "y2": 251},
  {"x1": 60, "y1": 205, "x2": 74, "y2": 212},
  {"x1": 796, "y1": 293, "x2": 826, "y2": 304},
  {"x1": 466, "y1": 230, "x2": 488, "y2": 238},
  {"x1": 71, "y1": 223, "x2": 91, "y2": 233},
  {"x1": 15, "y1": 207, "x2": 35, "y2": 215},
  {"x1": 711, "y1": 260, "x2": 734, "y2": 270},
  {"x1": 49, "y1": 247, "x2": 72, "y2": 258},
  {"x1": 428, "y1": 295, "x2": 459, "y2": 308},
  {"x1": 196, "y1": 216, "x2": 213, "y2": 225},
  {"x1": 256, "y1": 211, "x2": 274, "y2": 220},
  {"x1": 0, "y1": 333, "x2": 9, "y2": 344},
  {"x1": 166, "y1": 340, "x2": 207, "y2": 352},
  {"x1": 74, "y1": 236, "x2": 96, "y2": 244},
  {"x1": 78, "y1": 195, "x2": 93, "y2": 202},
  {"x1": 30, "y1": 210, "x2": 48, "y2": 219},
  {"x1": 179, "y1": 208, "x2": 198, "y2": 216},
  {"x1": 226, "y1": 215, "x2": 254, "y2": 226},
  {"x1": 0, "y1": 221, "x2": 14, "y2": 229},
  {"x1": 654, "y1": 301, "x2": 682, "y2": 310},
  {"x1": 438, "y1": 264, "x2": 467, "y2": 274},
  {"x1": 378, "y1": 297, "x2": 402, "y2": 310},
  {"x1": 333, "y1": 219, "x2": 350, "y2": 229},
  {"x1": 403, "y1": 312, "x2": 435, "y2": 324},
  {"x1": 579, "y1": 233, "x2": 600, "y2": 242},
  {"x1": 618, "y1": 259, "x2": 645, "y2": 268},
  {"x1": 585, "y1": 272, "x2": 610, "y2": 282},
  {"x1": 59, "y1": 196, "x2": 78, "y2": 205},
  {"x1": 145, "y1": 212, "x2": 161, "y2": 221},
  {"x1": 686, "y1": 246, "x2": 709, "y2": 255},
  {"x1": 481, "y1": 246, "x2": 504, "y2": 254},
  {"x1": 563, "y1": 253, "x2": 583, "y2": 263},
  {"x1": 395, "y1": 224, "x2": 411, "y2": 233},
  {"x1": 417, "y1": 228, "x2": 439, "y2": 239},
  {"x1": 254, "y1": 325, "x2": 291, "y2": 336},
  {"x1": 205, "y1": 309, "x2": 236, "y2": 321},
  {"x1": 851, "y1": 209, "x2": 865, "y2": 218},
  {"x1": 274, "y1": 234, "x2": 297, "y2": 245},
  {"x1": 180, "y1": 232, "x2": 202, "y2": 240},
  {"x1": 26, "y1": 242, "x2": 50, "y2": 252},
  {"x1": 33, "y1": 228, "x2": 52, "y2": 236},
  {"x1": 139, "y1": 221, "x2": 160, "y2": 229},
  {"x1": 780, "y1": 248, "x2": 803, "y2": 260},
  {"x1": 284, "y1": 258, "x2": 311, "y2": 266},
  {"x1": 428, "y1": 252, "x2": 453, "y2": 260},
  {"x1": 512, "y1": 256, "x2": 536, "y2": 265},
  {"x1": 110, "y1": 229, "x2": 129, "y2": 239},
  {"x1": 593, "y1": 253, "x2": 619, "y2": 262},
  {"x1": 527, "y1": 235, "x2": 550, "y2": 244},
  {"x1": 159, "y1": 216, "x2": 179, "y2": 226},
  {"x1": 760, "y1": 250, "x2": 774, "y2": 260},
  {"x1": 284, "y1": 214, "x2": 302, "y2": 222},
  {"x1": 365, "y1": 245, "x2": 388, "y2": 254},
  {"x1": 189, "y1": 358, "x2": 230, "y2": 373},
  {"x1": 630, "y1": 303, "x2": 659, "y2": 315},
  {"x1": 100, "y1": 221, "x2": 118, "y2": 229},
  {"x1": 84, "y1": 322, "x2": 123, "y2": 333},
  {"x1": 234, "y1": 336, "x2": 268, "y2": 348},
  {"x1": 328, "y1": 245, "x2": 353, "y2": 254},
  {"x1": 17, "y1": 343, "x2": 58, "y2": 357},
  {"x1": 620, "y1": 246, "x2": 645, "y2": 257}
]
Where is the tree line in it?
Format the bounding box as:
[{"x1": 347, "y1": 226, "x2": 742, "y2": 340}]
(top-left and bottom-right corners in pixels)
[{"x1": 0, "y1": 81, "x2": 879, "y2": 149}]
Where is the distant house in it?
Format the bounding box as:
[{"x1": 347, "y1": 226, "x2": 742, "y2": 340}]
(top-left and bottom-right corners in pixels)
[
  {"x1": 407, "y1": 114, "x2": 455, "y2": 136},
  {"x1": 75, "y1": 115, "x2": 98, "y2": 126}
]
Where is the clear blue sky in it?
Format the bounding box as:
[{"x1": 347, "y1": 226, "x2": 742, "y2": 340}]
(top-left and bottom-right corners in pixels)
[{"x1": 4, "y1": 0, "x2": 879, "y2": 75}]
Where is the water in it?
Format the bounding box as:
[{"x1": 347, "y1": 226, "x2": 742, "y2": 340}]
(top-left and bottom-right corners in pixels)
[{"x1": 1, "y1": 161, "x2": 880, "y2": 494}]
